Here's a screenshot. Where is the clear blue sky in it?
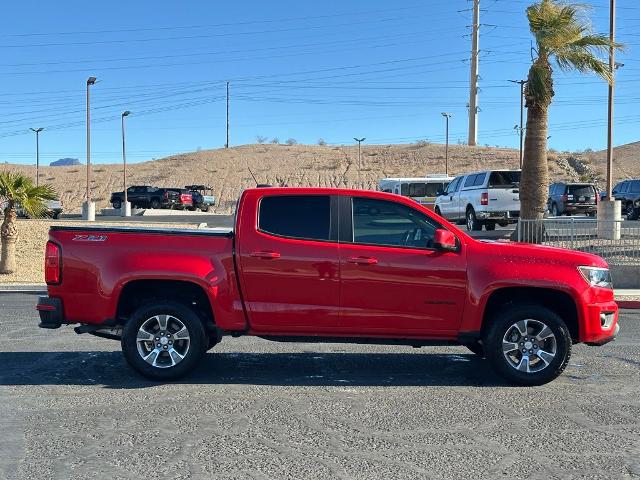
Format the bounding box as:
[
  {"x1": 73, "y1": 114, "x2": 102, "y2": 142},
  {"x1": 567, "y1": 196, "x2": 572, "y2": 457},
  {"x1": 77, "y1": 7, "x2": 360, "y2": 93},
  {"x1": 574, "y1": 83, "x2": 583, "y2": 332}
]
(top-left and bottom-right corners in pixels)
[{"x1": 2, "y1": 0, "x2": 639, "y2": 164}]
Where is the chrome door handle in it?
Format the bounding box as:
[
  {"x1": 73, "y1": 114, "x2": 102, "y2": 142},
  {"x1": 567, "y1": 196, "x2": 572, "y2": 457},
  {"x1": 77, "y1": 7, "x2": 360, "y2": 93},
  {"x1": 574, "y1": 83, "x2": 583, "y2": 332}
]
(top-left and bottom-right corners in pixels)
[{"x1": 347, "y1": 256, "x2": 378, "y2": 265}]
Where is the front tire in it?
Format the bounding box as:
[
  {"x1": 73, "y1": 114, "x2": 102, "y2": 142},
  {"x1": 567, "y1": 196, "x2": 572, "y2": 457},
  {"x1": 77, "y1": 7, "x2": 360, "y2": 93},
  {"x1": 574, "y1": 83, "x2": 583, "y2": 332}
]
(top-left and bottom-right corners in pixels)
[
  {"x1": 484, "y1": 222, "x2": 496, "y2": 231},
  {"x1": 434, "y1": 206, "x2": 442, "y2": 217},
  {"x1": 112, "y1": 200, "x2": 122, "y2": 210},
  {"x1": 551, "y1": 203, "x2": 559, "y2": 217},
  {"x1": 150, "y1": 199, "x2": 161, "y2": 209},
  {"x1": 626, "y1": 202, "x2": 639, "y2": 221},
  {"x1": 484, "y1": 304, "x2": 571, "y2": 386},
  {"x1": 121, "y1": 301, "x2": 206, "y2": 380}
]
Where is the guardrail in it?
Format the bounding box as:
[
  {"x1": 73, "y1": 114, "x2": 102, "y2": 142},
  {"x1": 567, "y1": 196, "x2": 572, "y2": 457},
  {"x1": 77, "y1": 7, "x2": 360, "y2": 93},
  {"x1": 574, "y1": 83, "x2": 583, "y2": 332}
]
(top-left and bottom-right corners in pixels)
[{"x1": 517, "y1": 218, "x2": 640, "y2": 265}]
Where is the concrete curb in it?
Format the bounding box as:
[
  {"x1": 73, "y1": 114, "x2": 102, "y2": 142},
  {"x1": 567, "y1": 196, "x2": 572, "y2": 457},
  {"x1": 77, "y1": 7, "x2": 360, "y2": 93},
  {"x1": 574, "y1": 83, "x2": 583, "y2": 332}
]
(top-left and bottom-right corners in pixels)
[{"x1": 0, "y1": 284, "x2": 46, "y2": 294}]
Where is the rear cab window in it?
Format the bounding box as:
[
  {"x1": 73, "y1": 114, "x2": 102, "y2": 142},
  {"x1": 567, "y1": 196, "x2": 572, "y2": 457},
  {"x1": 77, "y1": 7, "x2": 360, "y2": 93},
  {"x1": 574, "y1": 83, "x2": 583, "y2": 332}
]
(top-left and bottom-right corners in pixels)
[
  {"x1": 487, "y1": 171, "x2": 521, "y2": 188},
  {"x1": 258, "y1": 195, "x2": 332, "y2": 241}
]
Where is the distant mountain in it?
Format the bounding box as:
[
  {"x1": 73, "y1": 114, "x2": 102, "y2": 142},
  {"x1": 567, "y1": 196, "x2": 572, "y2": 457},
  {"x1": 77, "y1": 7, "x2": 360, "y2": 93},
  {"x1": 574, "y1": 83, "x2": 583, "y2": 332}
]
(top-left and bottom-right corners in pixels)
[{"x1": 50, "y1": 158, "x2": 81, "y2": 167}]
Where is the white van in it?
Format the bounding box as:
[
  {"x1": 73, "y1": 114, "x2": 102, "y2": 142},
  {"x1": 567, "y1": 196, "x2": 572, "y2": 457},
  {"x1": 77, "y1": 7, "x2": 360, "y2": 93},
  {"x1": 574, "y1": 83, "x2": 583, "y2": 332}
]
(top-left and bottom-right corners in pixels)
[
  {"x1": 434, "y1": 170, "x2": 521, "y2": 231},
  {"x1": 378, "y1": 174, "x2": 454, "y2": 210}
]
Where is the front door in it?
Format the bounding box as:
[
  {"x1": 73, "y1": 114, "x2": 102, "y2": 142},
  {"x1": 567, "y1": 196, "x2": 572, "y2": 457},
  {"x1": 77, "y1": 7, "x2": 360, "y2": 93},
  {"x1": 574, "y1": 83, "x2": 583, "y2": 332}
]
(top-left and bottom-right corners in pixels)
[
  {"x1": 237, "y1": 194, "x2": 341, "y2": 333},
  {"x1": 338, "y1": 196, "x2": 467, "y2": 336}
]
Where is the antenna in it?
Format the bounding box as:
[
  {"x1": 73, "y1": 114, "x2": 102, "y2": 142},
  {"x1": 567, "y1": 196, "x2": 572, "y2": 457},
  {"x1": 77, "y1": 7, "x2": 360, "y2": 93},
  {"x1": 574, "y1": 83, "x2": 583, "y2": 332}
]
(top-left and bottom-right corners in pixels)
[{"x1": 247, "y1": 167, "x2": 259, "y2": 186}]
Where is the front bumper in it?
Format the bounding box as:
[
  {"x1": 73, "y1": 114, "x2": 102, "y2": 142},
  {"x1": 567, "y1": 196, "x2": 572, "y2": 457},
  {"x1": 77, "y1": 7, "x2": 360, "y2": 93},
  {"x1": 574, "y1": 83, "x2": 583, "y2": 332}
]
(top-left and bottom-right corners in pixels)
[
  {"x1": 36, "y1": 296, "x2": 64, "y2": 329},
  {"x1": 581, "y1": 299, "x2": 620, "y2": 346}
]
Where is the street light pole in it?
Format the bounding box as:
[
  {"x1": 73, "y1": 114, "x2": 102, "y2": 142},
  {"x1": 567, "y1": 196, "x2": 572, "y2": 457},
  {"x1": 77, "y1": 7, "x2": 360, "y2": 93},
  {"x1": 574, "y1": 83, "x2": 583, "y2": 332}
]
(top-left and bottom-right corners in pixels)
[
  {"x1": 121, "y1": 111, "x2": 131, "y2": 216},
  {"x1": 441, "y1": 113, "x2": 452, "y2": 176},
  {"x1": 29, "y1": 128, "x2": 44, "y2": 187},
  {"x1": 354, "y1": 137, "x2": 365, "y2": 186},
  {"x1": 509, "y1": 79, "x2": 526, "y2": 168},
  {"x1": 606, "y1": 0, "x2": 615, "y2": 201},
  {"x1": 84, "y1": 76, "x2": 97, "y2": 221}
]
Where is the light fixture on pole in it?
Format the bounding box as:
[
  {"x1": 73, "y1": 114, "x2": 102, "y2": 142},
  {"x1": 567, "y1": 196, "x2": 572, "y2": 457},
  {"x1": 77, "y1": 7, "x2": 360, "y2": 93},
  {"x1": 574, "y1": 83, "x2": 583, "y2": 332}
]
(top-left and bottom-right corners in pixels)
[
  {"x1": 441, "y1": 113, "x2": 452, "y2": 176},
  {"x1": 29, "y1": 128, "x2": 44, "y2": 187},
  {"x1": 121, "y1": 111, "x2": 131, "y2": 217},
  {"x1": 83, "y1": 76, "x2": 97, "y2": 221}
]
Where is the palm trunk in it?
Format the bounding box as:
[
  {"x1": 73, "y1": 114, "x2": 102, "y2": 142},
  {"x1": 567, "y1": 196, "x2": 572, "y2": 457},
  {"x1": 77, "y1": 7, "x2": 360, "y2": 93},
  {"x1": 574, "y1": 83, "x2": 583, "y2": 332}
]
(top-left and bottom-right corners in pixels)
[
  {"x1": 520, "y1": 103, "x2": 549, "y2": 220},
  {"x1": 0, "y1": 204, "x2": 18, "y2": 274}
]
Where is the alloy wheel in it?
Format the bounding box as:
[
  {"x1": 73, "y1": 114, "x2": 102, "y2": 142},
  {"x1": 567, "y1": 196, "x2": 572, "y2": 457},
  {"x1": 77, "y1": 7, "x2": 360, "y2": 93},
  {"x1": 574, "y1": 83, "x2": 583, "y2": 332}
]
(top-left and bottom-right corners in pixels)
[
  {"x1": 136, "y1": 314, "x2": 191, "y2": 369},
  {"x1": 501, "y1": 319, "x2": 557, "y2": 373}
]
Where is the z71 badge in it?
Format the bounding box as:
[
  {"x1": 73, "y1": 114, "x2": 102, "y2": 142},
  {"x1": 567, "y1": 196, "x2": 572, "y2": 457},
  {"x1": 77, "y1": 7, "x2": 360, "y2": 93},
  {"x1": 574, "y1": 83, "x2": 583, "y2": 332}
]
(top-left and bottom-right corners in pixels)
[{"x1": 72, "y1": 234, "x2": 107, "y2": 242}]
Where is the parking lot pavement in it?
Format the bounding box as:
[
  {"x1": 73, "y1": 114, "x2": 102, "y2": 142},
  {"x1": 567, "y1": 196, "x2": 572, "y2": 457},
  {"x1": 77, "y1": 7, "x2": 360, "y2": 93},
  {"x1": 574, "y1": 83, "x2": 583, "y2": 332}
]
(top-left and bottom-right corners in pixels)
[{"x1": 1, "y1": 293, "x2": 639, "y2": 480}]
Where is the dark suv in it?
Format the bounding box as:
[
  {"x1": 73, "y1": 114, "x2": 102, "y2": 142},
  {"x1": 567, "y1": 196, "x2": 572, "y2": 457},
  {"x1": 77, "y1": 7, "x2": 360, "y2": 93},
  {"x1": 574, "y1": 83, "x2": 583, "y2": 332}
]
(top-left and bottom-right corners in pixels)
[
  {"x1": 110, "y1": 186, "x2": 179, "y2": 210},
  {"x1": 612, "y1": 179, "x2": 640, "y2": 220},
  {"x1": 547, "y1": 182, "x2": 598, "y2": 217}
]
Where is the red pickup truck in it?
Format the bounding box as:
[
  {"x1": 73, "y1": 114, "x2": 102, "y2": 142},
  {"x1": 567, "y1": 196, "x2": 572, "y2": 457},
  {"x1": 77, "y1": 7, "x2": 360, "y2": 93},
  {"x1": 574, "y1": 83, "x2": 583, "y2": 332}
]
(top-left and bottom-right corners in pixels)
[{"x1": 37, "y1": 188, "x2": 619, "y2": 385}]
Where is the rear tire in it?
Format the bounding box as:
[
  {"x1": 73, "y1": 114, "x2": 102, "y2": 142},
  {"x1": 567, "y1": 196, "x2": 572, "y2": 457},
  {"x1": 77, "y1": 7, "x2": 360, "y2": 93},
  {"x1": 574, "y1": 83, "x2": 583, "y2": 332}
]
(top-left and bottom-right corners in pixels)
[
  {"x1": 466, "y1": 207, "x2": 482, "y2": 231},
  {"x1": 150, "y1": 199, "x2": 161, "y2": 209},
  {"x1": 434, "y1": 206, "x2": 442, "y2": 217},
  {"x1": 551, "y1": 203, "x2": 559, "y2": 217},
  {"x1": 112, "y1": 200, "x2": 122, "y2": 210},
  {"x1": 201, "y1": 205, "x2": 210, "y2": 212},
  {"x1": 485, "y1": 222, "x2": 496, "y2": 231},
  {"x1": 465, "y1": 341, "x2": 485, "y2": 357},
  {"x1": 626, "y1": 202, "x2": 639, "y2": 221},
  {"x1": 121, "y1": 301, "x2": 206, "y2": 380},
  {"x1": 483, "y1": 304, "x2": 571, "y2": 386}
]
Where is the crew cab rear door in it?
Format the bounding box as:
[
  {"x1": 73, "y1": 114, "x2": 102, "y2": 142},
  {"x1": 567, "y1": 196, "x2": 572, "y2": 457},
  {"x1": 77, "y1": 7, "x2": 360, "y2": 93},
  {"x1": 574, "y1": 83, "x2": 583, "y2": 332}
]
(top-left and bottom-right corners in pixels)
[
  {"x1": 236, "y1": 193, "x2": 340, "y2": 332},
  {"x1": 337, "y1": 195, "x2": 467, "y2": 335}
]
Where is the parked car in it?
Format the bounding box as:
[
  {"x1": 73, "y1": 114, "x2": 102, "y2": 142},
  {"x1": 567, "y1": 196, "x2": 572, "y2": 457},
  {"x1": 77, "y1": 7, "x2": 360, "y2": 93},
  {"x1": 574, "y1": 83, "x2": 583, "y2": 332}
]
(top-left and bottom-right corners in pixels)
[
  {"x1": 434, "y1": 170, "x2": 521, "y2": 231},
  {"x1": 185, "y1": 185, "x2": 216, "y2": 212},
  {"x1": 611, "y1": 179, "x2": 640, "y2": 220},
  {"x1": 547, "y1": 182, "x2": 598, "y2": 217},
  {"x1": 110, "y1": 186, "x2": 179, "y2": 210},
  {"x1": 38, "y1": 187, "x2": 619, "y2": 386},
  {"x1": 12, "y1": 199, "x2": 63, "y2": 219},
  {"x1": 163, "y1": 188, "x2": 193, "y2": 209}
]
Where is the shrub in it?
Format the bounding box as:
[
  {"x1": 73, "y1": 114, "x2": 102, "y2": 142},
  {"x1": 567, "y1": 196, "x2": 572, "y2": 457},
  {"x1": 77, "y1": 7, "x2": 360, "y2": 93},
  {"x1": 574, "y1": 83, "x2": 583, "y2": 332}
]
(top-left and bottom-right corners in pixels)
[
  {"x1": 271, "y1": 138, "x2": 280, "y2": 144},
  {"x1": 414, "y1": 139, "x2": 430, "y2": 147},
  {"x1": 256, "y1": 135, "x2": 268, "y2": 144},
  {"x1": 317, "y1": 138, "x2": 327, "y2": 146},
  {"x1": 285, "y1": 138, "x2": 297, "y2": 146}
]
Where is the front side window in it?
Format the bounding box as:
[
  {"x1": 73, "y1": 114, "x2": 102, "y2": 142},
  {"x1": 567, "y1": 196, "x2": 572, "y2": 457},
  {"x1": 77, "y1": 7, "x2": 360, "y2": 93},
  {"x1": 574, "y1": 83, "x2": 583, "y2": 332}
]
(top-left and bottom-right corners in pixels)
[
  {"x1": 352, "y1": 197, "x2": 438, "y2": 249},
  {"x1": 259, "y1": 195, "x2": 331, "y2": 241},
  {"x1": 448, "y1": 177, "x2": 462, "y2": 193},
  {"x1": 630, "y1": 181, "x2": 640, "y2": 193}
]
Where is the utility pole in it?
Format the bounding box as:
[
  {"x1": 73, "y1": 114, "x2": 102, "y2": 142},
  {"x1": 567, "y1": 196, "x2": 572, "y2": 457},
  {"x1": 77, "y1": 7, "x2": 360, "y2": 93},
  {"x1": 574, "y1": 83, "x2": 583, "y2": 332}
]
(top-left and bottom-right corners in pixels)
[
  {"x1": 606, "y1": 0, "x2": 615, "y2": 200},
  {"x1": 354, "y1": 137, "x2": 365, "y2": 166},
  {"x1": 83, "y1": 76, "x2": 97, "y2": 221},
  {"x1": 29, "y1": 128, "x2": 43, "y2": 187},
  {"x1": 121, "y1": 111, "x2": 131, "y2": 217},
  {"x1": 441, "y1": 113, "x2": 452, "y2": 176},
  {"x1": 467, "y1": 0, "x2": 480, "y2": 146},
  {"x1": 226, "y1": 81, "x2": 230, "y2": 148},
  {"x1": 509, "y1": 80, "x2": 526, "y2": 168}
]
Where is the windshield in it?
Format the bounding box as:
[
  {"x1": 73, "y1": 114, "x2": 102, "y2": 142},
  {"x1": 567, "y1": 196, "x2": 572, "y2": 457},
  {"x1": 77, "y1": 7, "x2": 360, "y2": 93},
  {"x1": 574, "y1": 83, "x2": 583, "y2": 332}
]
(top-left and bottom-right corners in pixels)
[{"x1": 487, "y1": 171, "x2": 521, "y2": 188}]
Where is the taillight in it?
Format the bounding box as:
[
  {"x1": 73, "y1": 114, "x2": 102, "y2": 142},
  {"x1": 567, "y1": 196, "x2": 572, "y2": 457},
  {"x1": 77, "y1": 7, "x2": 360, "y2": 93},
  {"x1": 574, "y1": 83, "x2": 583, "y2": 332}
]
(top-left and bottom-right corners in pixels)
[
  {"x1": 45, "y1": 241, "x2": 61, "y2": 285},
  {"x1": 562, "y1": 194, "x2": 569, "y2": 202},
  {"x1": 164, "y1": 191, "x2": 169, "y2": 199},
  {"x1": 480, "y1": 192, "x2": 489, "y2": 205}
]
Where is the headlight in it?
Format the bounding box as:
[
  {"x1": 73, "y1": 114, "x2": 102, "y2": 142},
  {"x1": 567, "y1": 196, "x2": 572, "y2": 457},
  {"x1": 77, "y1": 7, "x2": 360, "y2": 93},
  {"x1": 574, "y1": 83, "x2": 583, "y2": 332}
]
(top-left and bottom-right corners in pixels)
[{"x1": 578, "y1": 266, "x2": 613, "y2": 289}]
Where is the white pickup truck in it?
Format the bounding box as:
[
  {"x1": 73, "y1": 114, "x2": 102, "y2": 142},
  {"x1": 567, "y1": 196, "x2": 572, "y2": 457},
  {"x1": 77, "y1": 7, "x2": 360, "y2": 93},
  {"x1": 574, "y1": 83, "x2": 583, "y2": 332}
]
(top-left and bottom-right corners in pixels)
[
  {"x1": 16, "y1": 199, "x2": 63, "y2": 219},
  {"x1": 434, "y1": 170, "x2": 521, "y2": 231}
]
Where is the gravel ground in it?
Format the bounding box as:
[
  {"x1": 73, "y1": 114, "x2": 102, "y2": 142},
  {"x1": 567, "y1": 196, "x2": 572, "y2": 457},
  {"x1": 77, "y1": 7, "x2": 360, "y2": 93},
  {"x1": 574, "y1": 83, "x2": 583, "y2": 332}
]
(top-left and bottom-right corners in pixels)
[{"x1": 0, "y1": 293, "x2": 639, "y2": 479}]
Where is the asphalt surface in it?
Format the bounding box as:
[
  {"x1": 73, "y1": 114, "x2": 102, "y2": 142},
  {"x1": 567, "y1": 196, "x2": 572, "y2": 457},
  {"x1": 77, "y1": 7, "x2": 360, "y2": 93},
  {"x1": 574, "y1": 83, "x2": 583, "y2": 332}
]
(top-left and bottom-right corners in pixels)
[{"x1": 1, "y1": 293, "x2": 639, "y2": 479}]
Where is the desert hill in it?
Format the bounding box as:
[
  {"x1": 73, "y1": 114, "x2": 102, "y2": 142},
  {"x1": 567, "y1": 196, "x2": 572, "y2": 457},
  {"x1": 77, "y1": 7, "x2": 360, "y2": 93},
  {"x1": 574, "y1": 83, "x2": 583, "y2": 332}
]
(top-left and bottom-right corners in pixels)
[{"x1": 2, "y1": 142, "x2": 638, "y2": 214}]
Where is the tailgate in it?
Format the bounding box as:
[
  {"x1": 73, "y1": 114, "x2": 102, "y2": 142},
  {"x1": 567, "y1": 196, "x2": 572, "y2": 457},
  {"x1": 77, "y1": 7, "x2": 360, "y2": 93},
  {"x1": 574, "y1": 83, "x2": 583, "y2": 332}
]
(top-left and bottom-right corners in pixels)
[{"x1": 487, "y1": 187, "x2": 520, "y2": 212}]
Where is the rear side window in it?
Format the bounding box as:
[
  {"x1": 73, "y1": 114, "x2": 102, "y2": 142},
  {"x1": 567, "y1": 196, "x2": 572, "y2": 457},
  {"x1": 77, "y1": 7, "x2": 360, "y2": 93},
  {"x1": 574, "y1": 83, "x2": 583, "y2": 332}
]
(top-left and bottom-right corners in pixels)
[
  {"x1": 473, "y1": 173, "x2": 486, "y2": 186},
  {"x1": 259, "y1": 195, "x2": 331, "y2": 241},
  {"x1": 488, "y1": 171, "x2": 521, "y2": 188},
  {"x1": 464, "y1": 174, "x2": 477, "y2": 187}
]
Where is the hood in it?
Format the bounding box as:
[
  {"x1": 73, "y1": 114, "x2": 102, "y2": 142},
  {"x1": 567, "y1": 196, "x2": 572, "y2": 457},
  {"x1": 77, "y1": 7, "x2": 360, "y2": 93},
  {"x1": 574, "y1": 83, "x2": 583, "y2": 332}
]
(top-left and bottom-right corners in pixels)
[{"x1": 475, "y1": 239, "x2": 609, "y2": 269}]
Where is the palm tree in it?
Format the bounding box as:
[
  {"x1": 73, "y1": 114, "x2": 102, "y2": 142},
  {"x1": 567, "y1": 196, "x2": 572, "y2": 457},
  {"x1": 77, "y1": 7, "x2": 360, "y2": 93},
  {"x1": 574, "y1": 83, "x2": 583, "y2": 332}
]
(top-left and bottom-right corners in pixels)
[
  {"x1": 520, "y1": 0, "x2": 621, "y2": 224},
  {"x1": 0, "y1": 172, "x2": 56, "y2": 274}
]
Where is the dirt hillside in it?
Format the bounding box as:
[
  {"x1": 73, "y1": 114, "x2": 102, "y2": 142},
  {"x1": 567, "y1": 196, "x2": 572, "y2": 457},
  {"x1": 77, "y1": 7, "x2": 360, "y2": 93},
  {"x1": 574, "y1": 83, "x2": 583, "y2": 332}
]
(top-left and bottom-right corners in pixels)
[{"x1": 2, "y1": 143, "x2": 638, "y2": 214}]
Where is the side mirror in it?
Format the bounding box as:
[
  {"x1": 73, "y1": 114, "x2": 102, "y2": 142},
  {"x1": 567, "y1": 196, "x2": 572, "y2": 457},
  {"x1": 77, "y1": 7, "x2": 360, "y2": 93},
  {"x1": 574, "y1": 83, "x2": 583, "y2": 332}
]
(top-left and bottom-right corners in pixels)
[
  {"x1": 436, "y1": 190, "x2": 444, "y2": 196},
  {"x1": 433, "y1": 229, "x2": 457, "y2": 252}
]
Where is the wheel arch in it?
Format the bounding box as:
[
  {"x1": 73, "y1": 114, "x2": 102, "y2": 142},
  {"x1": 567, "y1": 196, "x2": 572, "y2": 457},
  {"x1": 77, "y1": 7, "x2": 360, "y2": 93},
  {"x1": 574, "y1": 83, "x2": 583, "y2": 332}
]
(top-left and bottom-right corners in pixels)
[
  {"x1": 116, "y1": 279, "x2": 216, "y2": 333},
  {"x1": 480, "y1": 286, "x2": 579, "y2": 342}
]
